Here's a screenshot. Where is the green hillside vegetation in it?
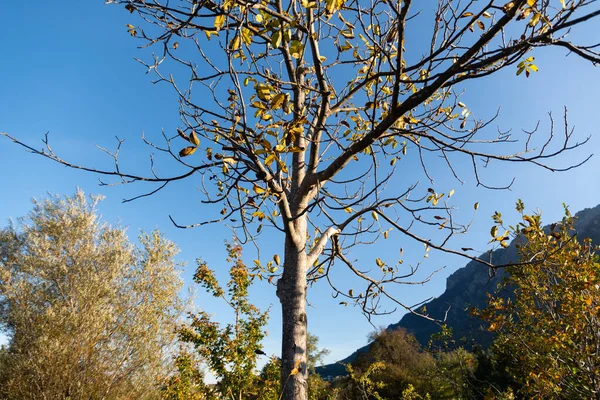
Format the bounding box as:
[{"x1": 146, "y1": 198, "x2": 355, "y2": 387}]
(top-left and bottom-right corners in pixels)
[
  {"x1": 319, "y1": 203, "x2": 600, "y2": 377},
  {"x1": 1, "y1": 193, "x2": 599, "y2": 399},
  {"x1": 319, "y1": 202, "x2": 600, "y2": 399}
]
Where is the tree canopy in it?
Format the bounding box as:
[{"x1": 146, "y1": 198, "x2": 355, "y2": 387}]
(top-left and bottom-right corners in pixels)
[
  {"x1": 480, "y1": 203, "x2": 600, "y2": 398},
  {"x1": 0, "y1": 191, "x2": 184, "y2": 399},
  {"x1": 2, "y1": 1, "x2": 600, "y2": 398}
]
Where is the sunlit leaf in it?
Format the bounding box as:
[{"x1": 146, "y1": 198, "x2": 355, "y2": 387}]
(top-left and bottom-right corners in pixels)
[
  {"x1": 179, "y1": 146, "x2": 197, "y2": 157},
  {"x1": 265, "y1": 154, "x2": 277, "y2": 166},
  {"x1": 189, "y1": 131, "x2": 200, "y2": 146},
  {"x1": 177, "y1": 129, "x2": 190, "y2": 142},
  {"x1": 491, "y1": 225, "x2": 498, "y2": 238},
  {"x1": 270, "y1": 30, "x2": 282, "y2": 48},
  {"x1": 214, "y1": 14, "x2": 225, "y2": 30}
]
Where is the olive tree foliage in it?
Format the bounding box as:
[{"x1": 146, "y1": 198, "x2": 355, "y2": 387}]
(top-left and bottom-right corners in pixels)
[
  {"x1": 2, "y1": 0, "x2": 600, "y2": 398},
  {"x1": 0, "y1": 191, "x2": 184, "y2": 399}
]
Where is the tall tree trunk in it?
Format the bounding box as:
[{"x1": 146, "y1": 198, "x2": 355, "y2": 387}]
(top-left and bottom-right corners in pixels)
[{"x1": 277, "y1": 214, "x2": 309, "y2": 400}]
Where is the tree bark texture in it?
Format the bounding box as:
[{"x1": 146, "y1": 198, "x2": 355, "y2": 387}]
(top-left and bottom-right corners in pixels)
[{"x1": 277, "y1": 210, "x2": 309, "y2": 400}]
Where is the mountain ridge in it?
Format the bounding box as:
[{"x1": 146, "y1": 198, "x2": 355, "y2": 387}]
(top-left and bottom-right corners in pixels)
[{"x1": 317, "y1": 204, "x2": 600, "y2": 378}]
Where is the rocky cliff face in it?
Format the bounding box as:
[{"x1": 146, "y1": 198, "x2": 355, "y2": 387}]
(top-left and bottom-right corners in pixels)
[{"x1": 317, "y1": 204, "x2": 600, "y2": 378}]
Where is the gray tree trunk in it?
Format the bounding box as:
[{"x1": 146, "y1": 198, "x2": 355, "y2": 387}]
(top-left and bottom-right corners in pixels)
[{"x1": 277, "y1": 212, "x2": 309, "y2": 400}]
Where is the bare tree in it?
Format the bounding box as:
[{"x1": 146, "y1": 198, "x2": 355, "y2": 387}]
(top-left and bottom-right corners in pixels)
[{"x1": 2, "y1": 0, "x2": 600, "y2": 398}]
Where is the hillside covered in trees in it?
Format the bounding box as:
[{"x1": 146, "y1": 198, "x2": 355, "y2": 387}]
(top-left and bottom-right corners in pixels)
[{"x1": 318, "y1": 203, "x2": 600, "y2": 379}]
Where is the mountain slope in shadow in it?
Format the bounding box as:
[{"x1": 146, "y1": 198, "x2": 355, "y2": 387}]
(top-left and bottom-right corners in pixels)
[{"x1": 317, "y1": 204, "x2": 600, "y2": 379}]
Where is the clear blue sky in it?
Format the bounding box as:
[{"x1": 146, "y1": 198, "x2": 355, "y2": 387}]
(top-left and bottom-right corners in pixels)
[{"x1": 1, "y1": 1, "x2": 599, "y2": 365}]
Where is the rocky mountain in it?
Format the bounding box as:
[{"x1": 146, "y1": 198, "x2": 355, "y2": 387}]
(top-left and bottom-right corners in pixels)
[{"x1": 317, "y1": 204, "x2": 600, "y2": 379}]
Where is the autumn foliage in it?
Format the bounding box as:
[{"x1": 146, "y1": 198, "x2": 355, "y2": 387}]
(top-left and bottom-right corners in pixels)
[{"x1": 480, "y1": 203, "x2": 600, "y2": 398}]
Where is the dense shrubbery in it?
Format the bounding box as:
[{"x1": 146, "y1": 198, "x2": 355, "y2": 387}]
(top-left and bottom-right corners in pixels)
[
  {"x1": 2, "y1": 196, "x2": 598, "y2": 399},
  {"x1": 0, "y1": 191, "x2": 184, "y2": 399}
]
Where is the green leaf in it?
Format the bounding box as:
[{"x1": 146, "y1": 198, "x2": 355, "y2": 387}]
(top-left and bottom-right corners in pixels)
[
  {"x1": 270, "y1": 30, "x2": 282, "y2": 49},
  {"x1": 289, "y1": 40, "x2": 304, "y2": 58}
]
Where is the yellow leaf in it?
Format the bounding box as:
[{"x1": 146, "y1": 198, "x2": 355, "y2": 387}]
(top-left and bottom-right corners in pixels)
[
  {"x1": 205, "y1": 30, "x2": 218, "y2": 40},
  {"x1": 375, "y1": 258, "x2": 385, "y2": 267},
  {"x1": 371, "y1": 211, "x2": 378, "y2": 221},
  {"x1": 255, "y1": 84, "x2": 273, "y2": 102},
  {"x1": 344, "y1": 207, "x2": 353, "y2": 213},
  {"x1": 325, "y1": 0, "x2": 339, "y2": 16},
  {"x1": 448, "y1": 189, "x2": 455, "y2": 198},
  {"x1": 503, "y1": 1, "x2": 515, "y2": 13},
  {"x1": 270, "y1": 93, "x2": 286, "y2": 110},
  {"x1": 177, "y1": 129, "x2": 190, "y2": 142},
  {"x1": 274, "y1": 254, "x2": 280, "y2": 265},
  {"x1": 253, "y1": 184, "x2": 265, "y2": 194},
  {"x1": 528, "y1": 12, "x2": 541, "y2": 27},
  {"x1": 214, "y1": 14, "x2": 225, "y2": 30},
  {"x1": 301, "y1": 0, "x2": 317, "y2": 8},
  {"x1": 265, "y1": 154, "x2": 277, "y2": 166},
  {"x1": 189, "y1": 130, "x2": 200, "y2": 146},
  {"x1": 491, "y1": 226, "x2": 498, "y2": 238},
  {"x1": 179, "y1": 146, "x2": 197, "y2": 157},
  {"x1": 230, "y1": 35, "x2": 241, "y2": 51},
  {"x1": 474, "y1": 202, "x2": 479, "y2": 210},
  {"x1": 241, "y1": 28, "x2": 252, "y2": 46},
  {"x1": 290, "y1": 359, "x2": 302, "y2": 375}
]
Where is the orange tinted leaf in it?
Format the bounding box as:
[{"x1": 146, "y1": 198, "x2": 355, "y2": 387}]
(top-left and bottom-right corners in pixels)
[
  {"x1": 179, "y1": 146, "x2": 197, "y2": 157},
  {"x1": 177, "y1": 129, "x2": 190, "y2": 142}
]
